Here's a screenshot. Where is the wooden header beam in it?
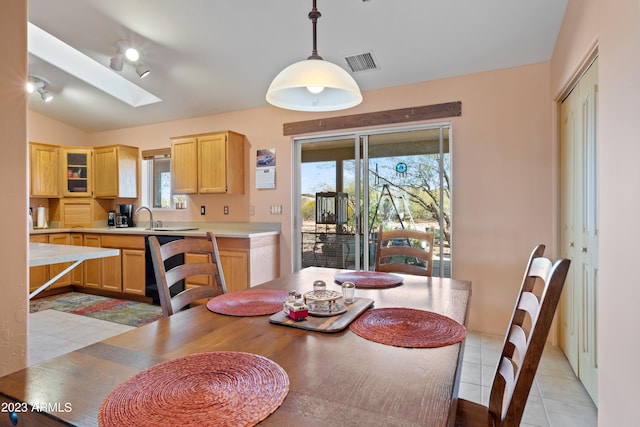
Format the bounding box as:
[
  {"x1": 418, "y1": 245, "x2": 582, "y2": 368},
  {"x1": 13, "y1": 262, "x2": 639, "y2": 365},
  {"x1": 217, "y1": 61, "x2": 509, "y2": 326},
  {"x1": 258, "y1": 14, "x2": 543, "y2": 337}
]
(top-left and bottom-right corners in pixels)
[{"x1": 283, "y1": 101, "x2": 461, "y2": 136}]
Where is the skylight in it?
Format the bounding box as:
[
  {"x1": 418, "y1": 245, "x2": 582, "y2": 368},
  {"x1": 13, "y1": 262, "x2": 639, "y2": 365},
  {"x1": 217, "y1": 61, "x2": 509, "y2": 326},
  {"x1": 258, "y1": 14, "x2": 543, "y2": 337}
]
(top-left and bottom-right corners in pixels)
[{"x1": 27, "y1": 23, "x2": 161, "y2": 107}]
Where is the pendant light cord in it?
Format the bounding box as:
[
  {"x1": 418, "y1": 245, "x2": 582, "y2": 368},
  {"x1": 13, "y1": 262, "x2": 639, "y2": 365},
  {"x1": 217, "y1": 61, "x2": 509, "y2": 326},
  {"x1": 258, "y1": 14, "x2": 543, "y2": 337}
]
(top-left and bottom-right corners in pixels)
[{"x1": 308, "y1": 0, "x2": 323, "y2": 60}]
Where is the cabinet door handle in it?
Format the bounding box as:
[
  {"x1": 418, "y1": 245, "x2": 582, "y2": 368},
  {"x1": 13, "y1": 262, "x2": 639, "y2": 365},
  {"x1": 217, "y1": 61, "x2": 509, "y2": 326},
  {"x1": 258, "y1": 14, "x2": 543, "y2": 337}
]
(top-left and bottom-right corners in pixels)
[
  {"x1": 581, "y1": 246, "x2": 588, "y2": 253},
  {"x1": 569, "y1": 242, "x2": 575, "y2": 247}
]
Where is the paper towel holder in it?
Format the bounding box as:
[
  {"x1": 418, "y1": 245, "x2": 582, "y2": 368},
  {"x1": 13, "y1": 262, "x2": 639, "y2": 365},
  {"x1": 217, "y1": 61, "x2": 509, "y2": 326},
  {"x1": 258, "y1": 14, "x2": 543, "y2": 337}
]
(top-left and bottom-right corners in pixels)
[{"x1": 36, "y1": 206, "x2": 48, "y2": 229}]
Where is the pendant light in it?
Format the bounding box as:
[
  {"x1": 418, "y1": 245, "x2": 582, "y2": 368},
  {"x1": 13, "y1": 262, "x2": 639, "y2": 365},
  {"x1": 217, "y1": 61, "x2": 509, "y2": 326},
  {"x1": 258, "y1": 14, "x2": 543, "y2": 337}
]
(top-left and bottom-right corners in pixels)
[{"x1": 266, "y1": 0, "x2": 362, "y2": 112}]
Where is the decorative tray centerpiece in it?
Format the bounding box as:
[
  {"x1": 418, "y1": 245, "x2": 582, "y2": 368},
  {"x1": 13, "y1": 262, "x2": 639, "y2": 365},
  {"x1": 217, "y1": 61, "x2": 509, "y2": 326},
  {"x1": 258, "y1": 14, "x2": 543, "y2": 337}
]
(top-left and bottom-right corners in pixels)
[{"x1": 303, "y1": 290, "x2": 347, "y2": 316}]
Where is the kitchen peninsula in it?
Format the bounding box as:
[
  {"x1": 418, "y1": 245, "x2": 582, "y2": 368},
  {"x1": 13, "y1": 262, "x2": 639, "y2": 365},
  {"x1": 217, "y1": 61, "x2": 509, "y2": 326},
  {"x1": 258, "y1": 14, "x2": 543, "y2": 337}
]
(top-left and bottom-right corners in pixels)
[{"x1": 29, "y1": 222, "x2": 280, "y2": 299}]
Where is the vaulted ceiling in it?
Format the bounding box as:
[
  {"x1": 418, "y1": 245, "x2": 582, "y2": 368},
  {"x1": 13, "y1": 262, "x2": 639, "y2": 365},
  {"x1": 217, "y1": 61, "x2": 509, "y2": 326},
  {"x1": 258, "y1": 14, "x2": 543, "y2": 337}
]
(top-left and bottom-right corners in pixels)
[{"x1": 27, "y1": 0, "x2": 568, "y2": 132}]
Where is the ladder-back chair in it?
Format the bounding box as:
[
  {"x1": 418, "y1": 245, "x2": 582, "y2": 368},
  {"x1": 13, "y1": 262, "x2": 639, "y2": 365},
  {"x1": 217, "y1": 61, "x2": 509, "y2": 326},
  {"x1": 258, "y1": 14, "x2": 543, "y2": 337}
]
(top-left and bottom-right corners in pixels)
[
  {"x1": 454, "y1": 244, "x2": 571, "y2": 427},
  {"x1": 374, "y1": 225, "x2": 435, "y2": 276},
  {"x1": 148, "y1": 231, "x2": 227, "y2": 317}
]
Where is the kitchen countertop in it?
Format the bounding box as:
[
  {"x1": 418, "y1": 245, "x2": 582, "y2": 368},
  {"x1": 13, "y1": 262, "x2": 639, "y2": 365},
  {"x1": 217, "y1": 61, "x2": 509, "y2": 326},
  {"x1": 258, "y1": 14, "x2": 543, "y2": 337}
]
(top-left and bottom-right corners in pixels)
[{"x1": 30, "y1": 222, "x2": 281, "y2": 239}]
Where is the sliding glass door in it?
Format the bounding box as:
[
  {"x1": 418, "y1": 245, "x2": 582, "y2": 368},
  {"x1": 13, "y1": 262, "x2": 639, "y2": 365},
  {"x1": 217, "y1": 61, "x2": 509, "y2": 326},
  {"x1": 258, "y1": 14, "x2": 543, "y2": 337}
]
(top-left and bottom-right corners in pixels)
[{"x1": 294, "y1": 124, "x2": 451, "y2": 277}]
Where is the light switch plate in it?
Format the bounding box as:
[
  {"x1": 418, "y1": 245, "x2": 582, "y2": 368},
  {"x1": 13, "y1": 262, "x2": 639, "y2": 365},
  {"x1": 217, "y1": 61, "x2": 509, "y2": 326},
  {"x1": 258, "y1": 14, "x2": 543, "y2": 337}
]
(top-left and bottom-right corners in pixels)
[{"x1": 270, "y1": 205, "x2": 282, "y2": 215}]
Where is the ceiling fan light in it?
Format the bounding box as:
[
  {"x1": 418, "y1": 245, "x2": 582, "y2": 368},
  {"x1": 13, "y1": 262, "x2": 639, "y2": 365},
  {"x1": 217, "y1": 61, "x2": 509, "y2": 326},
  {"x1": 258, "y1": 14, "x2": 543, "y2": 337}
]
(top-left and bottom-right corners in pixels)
[{"x1": 266, "y1": 59, "x2": 362, "y2": 112}]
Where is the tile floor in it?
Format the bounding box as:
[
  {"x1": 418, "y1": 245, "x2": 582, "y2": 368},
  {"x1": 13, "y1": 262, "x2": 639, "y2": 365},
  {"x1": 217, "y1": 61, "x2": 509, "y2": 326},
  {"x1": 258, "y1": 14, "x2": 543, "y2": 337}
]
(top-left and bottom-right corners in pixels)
[
  {"x1": 28, "y1": 309, "x2": 134, "y2": 366},
  {"x1": 459, "y1": 331, "x2": 598, "y2": 427},
  {"x1": 29, "y1": 311, "x2": 597, "y2": 426}
]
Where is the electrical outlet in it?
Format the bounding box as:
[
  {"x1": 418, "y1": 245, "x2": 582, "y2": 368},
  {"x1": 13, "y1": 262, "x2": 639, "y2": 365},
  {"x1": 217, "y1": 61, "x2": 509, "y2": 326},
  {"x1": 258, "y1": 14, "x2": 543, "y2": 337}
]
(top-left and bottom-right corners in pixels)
[
  {"x1": 224, "y1": 206, "x2": 229, "y2": 215},
  {"x1": 249, "y1": 205, "x2": 255, "y2": 216},
  {"x1": 200, "y1": 205, "x2": 205, "y2": 215}
]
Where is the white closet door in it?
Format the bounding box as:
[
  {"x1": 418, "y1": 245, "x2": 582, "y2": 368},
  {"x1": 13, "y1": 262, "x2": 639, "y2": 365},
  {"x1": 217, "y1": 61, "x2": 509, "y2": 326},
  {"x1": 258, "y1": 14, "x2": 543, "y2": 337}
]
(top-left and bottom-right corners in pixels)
[
  {"x1": 559, "y1": 57, "x2": 598, "y2": 406},
  {"x1": 559, "y1": 86, "x2": 579, "y2": 372}
]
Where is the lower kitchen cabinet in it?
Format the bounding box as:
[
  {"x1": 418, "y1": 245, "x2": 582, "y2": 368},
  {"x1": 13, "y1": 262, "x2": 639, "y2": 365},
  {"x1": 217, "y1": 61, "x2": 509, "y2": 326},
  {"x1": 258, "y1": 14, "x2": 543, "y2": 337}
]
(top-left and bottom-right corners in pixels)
[
  {"x1": 101, "y1": 250, "x2": 122, "y2": 292},
  {"x1": 122, "y1": 248, "x2": 146, "y2": 296},
  {"x1": 218, "y1": 249, "x2": 248, "y2": 293},
  {"x1": 83, "y1": 234, "x2": 101, "y2": 289},
  {"x1": 185, "y1": 234, "x2": 279, "y2": 293},
  {"x1": 70, "y1": 233, "x2": 84, "y2": 285},
  {"x1": 29, "y1": 235, "x2": 49, "y2": 293},
  {"x1": 48, "y1": 233, "x2": 72, "y2": 288},
  {"x1": 77, "y1": 234, "x2": 145, "y2": 295},
  {"x1": 100, "y1": 234, "x2": 146, "y2": 295},
  {"x1": 184, "y1": 252, "x2": 213, "y2": 288},
  {"x1": 29, "y1": 233, "x2": 77, "y2": 293},
  {"x1": 29, "y1": 231, "x2": 279, "y2": 302}
]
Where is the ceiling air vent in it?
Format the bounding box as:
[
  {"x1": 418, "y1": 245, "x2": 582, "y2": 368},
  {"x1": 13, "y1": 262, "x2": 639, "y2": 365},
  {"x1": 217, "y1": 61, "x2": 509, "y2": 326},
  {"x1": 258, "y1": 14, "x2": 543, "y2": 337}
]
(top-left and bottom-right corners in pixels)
[{"x1": 344, "y1": 51, "x2": 379, "y2": 73}]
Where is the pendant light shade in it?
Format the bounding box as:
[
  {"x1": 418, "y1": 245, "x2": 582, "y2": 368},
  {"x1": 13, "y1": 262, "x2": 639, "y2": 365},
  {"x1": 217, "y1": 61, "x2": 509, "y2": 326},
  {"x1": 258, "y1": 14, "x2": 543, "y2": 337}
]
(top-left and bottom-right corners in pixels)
[
  {"x1": 266, "y1": 0, "x2": 362, "y2": 112},
  {"x1": 266, "y1": 58, "x2": 362, "y2": 112}
]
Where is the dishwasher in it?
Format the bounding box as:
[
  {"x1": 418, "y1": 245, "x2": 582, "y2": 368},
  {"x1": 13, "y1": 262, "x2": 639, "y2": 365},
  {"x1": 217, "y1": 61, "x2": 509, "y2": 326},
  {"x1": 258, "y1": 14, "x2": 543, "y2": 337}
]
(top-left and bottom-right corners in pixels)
[{"x1": 144, "y1": 235, "x2": 185, "y2": 305}]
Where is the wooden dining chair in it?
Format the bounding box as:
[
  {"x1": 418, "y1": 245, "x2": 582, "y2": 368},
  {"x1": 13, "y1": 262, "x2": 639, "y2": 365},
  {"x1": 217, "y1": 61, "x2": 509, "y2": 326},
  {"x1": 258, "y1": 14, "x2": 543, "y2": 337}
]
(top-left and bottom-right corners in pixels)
[
  {"x1": 374, "y1": 224, "x2": 435, "y2": 276},
  {"x1": 148, "y1": 231, "x2": 227, "y2": 317},
  {"x1": 453, "y1": 244, "x2": 571, "y2": 427}
]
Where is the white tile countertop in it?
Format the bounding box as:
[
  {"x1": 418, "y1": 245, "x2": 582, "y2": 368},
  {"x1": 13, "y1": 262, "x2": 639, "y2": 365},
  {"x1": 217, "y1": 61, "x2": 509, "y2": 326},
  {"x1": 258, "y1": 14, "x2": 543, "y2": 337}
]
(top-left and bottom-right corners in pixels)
[
  {"x1": 30, "y1": 222, "x2": 281, "y2": 239},
  {"x1": 29, "y1": 242, "x2": 121, "y2": 298},
  {"x1": 29, "y1": 242, "x2": 119, "y2": 267}
]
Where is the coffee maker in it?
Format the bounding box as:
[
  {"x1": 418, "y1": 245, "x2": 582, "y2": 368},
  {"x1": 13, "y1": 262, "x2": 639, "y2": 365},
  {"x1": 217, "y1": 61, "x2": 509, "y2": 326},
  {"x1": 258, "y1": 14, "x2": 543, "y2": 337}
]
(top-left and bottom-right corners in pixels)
[{"x1": 116, "y1": 204, "x2": 134, "y2": 228}]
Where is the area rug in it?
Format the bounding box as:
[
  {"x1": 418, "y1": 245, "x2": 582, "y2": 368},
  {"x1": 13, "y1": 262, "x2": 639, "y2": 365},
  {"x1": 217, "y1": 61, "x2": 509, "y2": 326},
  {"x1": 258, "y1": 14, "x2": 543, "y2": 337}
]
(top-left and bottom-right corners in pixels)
[{"x1": 30, "y1": 292, "x2": 163, "y2": 327}]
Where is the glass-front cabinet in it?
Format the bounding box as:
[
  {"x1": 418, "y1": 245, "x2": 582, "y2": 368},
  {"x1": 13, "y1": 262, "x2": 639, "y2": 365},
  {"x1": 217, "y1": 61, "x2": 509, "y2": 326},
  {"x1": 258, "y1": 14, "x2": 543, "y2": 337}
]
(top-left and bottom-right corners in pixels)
[{"x1": 62, "y1": 148, "x2": 92, "y2": 197}]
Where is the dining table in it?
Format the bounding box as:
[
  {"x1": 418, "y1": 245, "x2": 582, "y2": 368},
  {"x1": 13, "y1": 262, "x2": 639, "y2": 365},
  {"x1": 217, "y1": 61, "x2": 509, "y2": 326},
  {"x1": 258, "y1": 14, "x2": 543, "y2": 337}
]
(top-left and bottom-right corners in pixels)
[{"x1": 0, "y1": 266, "x2": 471, "y2": 427}]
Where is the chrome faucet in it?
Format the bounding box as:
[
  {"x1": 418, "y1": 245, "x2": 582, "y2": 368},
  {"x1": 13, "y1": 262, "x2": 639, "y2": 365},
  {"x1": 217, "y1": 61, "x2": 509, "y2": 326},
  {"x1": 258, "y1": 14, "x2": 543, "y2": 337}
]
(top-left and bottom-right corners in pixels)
[{"x1": 135, "y1": 206, "x2": 154, "y2": 230}]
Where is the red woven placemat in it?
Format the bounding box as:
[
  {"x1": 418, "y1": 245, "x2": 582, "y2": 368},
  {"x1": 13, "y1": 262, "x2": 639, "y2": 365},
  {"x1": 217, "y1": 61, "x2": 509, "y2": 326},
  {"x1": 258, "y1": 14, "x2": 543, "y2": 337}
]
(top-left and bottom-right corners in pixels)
[
  {"x1": 98, "y1": 351, "x2": 289, "y2": 427},
  {"x1": 349, "y1": 307, "x2": 466, "y2": 348},
  {"x1": 206, "y1": 289, "x2": 289, "y2": 316},
  {"x1": 334, "y1": 271, "x2": 403, "y2": 288}
]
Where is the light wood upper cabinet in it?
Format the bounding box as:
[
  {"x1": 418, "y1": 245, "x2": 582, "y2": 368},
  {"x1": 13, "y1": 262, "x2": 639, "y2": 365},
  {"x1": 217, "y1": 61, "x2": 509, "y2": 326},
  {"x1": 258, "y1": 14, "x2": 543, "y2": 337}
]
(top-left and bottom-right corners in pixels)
[
  {"x1": 198, "y1": 132, "x2": 244, "y2": 194},
  {"x1": 31, "y1": 143, "x2": 138, "y2": 200},
  {"x1": 93, "y1": 145, "x2": 139, "y2": 198},
  {"x1": 61, "y1": 148, "x2": 93, "y2": 197},
  {"x1": 171, "y1": 131, "x2": 245, "y2": 195},
  {"x1": 30, "y1": 142, "x2": 60, "y2": 197},
  {"x1": 171, "y1": 137, "x2": 199, "y2": 194}
]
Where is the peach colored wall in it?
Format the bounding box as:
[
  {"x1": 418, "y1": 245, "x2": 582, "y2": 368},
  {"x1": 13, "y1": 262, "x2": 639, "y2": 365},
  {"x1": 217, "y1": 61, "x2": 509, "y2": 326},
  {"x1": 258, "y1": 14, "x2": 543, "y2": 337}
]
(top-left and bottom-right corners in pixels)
[
  {"x1": 28, "y1": 111, "x2": 88, "y2": 146},
  {"x1": 0, "y1": 0, "x2": 28, "y2": 376},
  {"x1": 552, "y1": 0, "x2": 640, "y2": 425},
  {"x1": 66, "y1": 62, "x2": 553, "y2": 338}
]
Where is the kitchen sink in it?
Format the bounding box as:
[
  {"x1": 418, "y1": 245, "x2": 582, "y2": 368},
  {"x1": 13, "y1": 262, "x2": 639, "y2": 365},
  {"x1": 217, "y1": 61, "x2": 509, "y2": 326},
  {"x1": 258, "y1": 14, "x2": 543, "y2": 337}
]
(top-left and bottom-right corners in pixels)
[{"x1": 149, "y1": 227, "x2": 199, "y2": 232}]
